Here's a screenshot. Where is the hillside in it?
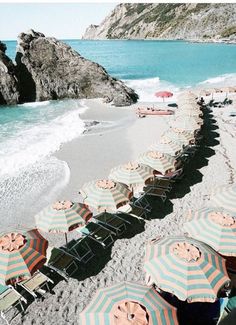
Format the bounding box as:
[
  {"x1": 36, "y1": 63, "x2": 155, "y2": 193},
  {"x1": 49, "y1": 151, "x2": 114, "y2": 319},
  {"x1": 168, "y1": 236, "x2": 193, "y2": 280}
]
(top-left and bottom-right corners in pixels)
[{"x1": 82, "y1": 3, "x2": 236, "y2": 41}]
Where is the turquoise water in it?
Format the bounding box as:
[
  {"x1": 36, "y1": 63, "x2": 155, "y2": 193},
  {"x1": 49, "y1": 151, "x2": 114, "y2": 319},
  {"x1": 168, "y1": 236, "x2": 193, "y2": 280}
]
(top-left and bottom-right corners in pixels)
[
  {"x1": 6, "y1": 39, "x2": 236, "y2": 86},
  {"x1": 1, "y1": 39, "x2": 236, "y2": 221}
]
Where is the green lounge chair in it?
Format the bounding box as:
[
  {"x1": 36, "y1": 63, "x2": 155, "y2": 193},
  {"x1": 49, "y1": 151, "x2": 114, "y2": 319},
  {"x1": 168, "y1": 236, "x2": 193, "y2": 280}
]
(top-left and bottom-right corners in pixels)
[
  {"x1": 0, "y1": 284, "x2": 26, "y2": 324},
  {"x1": 62, "y1": 237, "x2": 95, "y2": 264},
  {"x1": 93, "y1": 212, "x2": 127, "y2": 236},
  {"x1": 77, "y1": 222, "x2": 114, "y2": 248},
  {"x1": 46, "y1": 247, "x2": 79, "y2": 280},
  {"x1": 17, "y1": 271, "x2": 54, "y2": 299},
  {"x1": 144, "y1": 186, "x2": 167, "y2": 202},
  {"x1": 117, "y1": 203, "x2": 147, "y2": 221}
]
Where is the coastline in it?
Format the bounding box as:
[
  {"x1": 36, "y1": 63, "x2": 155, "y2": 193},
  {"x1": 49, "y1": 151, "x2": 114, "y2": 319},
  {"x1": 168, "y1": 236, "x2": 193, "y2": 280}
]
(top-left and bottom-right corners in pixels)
[{"x1": 12, "y1": 95, "x2": 236, "y2": 325}]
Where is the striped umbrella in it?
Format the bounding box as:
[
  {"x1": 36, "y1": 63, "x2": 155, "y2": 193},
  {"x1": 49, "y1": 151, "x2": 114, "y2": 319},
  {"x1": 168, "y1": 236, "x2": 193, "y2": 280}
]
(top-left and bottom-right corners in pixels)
[
  {"x1": 80, "y1": 281, "x2": 179, "y2": 325},
  {"x1": 210, "y1": 184, "x2": 236, "y2": 214},
  {"x1": 80, "y1": 179, "x2": 132, "y2": 212},
  {"x1": 109, "y1": 162, "x2": 154, "y2": 191},
  {"x1": 144, "y1": 236, "x2": 230, "y2": 303},
  {"x1": 170, "y1": 119, "x2": 201, "y2": 133},
  {"x1": 0, "y1": 229, "x2": 48, "y2": 285},
  {"x1": 35, "y1": 201, "x2": 92, "y2": 244},
  {"x1": 138, "y1": 151, "x2": 176, "y2": 175},
  {"x1": 163, "y1": 129, "x2": 195, "y2": 146},
  {"x1": 183, "y1": 207, "x2": 236, "y2": 257},
  {"x1": 150, "y1": 137, "x2": 184, "y2": 157},
  {"x1": 175, "y1": 115, "x2": 203, "y2": 126}
]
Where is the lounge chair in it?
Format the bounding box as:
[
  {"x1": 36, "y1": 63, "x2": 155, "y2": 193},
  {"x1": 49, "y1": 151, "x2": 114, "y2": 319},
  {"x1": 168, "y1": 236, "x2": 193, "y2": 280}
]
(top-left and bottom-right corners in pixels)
[
  {"x1": 144, "y1": 187, "x2": 167, "y2": 201},
  {"x1": 62, "y1": 237, "x2": 95, "y2": 264},
  {"x1": 117, "y1": 203, "x2": 147, "y2": 221},
  {"x1": 17, "y1": 271, "x2": 54, "y2": 299},
  {"x1": 0, "y1": 284, "x2": 26, "y2": 324},
  {"x1": 146, "y1": 178, "x2": 173, "y2": 191},
  {"x1": 93, "y1": 212, "x2": 127, "y2": 236},
  {"x1": 46, "y1": 247, "x2": 79, "y2": 280},
  {"x1": 156, "y1": 168, "x2": 184, "y2": 182},
  {"x1": 132, "y1": 191, "x2": 152, "y2": 213},
  {"x1": 77, "y1": 222, "x2": 114, "y2": 248}
]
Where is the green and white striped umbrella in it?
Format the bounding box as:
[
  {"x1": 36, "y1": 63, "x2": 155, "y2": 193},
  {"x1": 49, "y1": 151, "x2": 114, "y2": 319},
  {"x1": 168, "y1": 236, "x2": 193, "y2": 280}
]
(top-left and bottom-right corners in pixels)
[
  {"x1": 35, "y1": 201, "x2": 92, "y2": 233},
  {"x1": 175, "y1": 115, "x2": 203, "y2": 126},
  {"x1": 138, "y1": 151, "x2": 176, "y2": 175},
  {"x1": 80, "y1": 179, "x2": 132, "y2": 212},
  {"x1": 184, "y1": 207, "x2": 236, "y2": 256},
  {"x1": 0, "y1": 229, "x2": 48, "y2": 285},
  {"x1": 144, "y1": 236, "x2": 230, "y2": 303},
  {"x1": 80, "y1": 281, "x2": 179, "y2": 325},
  {"x1": 210, "y1": 184, "x2": 236, "y2": 214},
  {"x1": 109, "y1": 162, "x2": 154, "y2": 191},
  {"x1": 163, "y1": 129, "x2": 195, "y2": 146},
  {"x1": 149, "y1": 137, "x2": 184, "y2": 157},
  {"x1": 170, "y1": 118, "x2": 201, "y2": 132}
]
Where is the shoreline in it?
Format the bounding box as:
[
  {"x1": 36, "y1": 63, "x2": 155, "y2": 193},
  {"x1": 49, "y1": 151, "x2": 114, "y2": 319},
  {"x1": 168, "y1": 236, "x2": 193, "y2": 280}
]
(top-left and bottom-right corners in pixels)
[{"x1": 12, "y1": 95, "x2": 236, "y2": 325}]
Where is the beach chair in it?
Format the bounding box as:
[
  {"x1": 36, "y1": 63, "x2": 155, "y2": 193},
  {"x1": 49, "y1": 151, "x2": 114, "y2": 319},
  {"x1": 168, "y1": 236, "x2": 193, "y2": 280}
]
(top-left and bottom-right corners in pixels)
[
  {"x1": 46, "y1": 247, "x2": 79, "y2": 280},
  {"x1": 132, "y1": 190, "x2": 152, "y2": 213},
  {"x1": 77, "y1": 222, "x2": 115, "y2": 248},
  {"x1": 146, "y1": 177, "x2": 173, "y2": 191},
  {"x1": 93, "y1": 212, "x2": 127, "y2": 236},
  {"x1": 117, "y1": 203, "x2": 147, "y2": 221},
  {"x1": 0, "y1": 284, "x2": 27, "y2": 324},
  {"x1": 157, "y1": 168, "x2": 184, "y2": 182},
  {"x1": 62, "y1": 237, "x2": 95, "y2": 264},
  {"x1": 144, "y1": 186, "x2": 167, "y2": 202},
  {"x1": 17, "y1": 271, "x2": 54, "y2": 299}
]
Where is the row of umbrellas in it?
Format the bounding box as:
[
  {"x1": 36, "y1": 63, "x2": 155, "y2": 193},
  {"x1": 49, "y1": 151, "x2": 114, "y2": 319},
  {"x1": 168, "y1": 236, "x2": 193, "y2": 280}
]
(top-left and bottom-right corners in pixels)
[{"x1": 1, "y1": 89, "x2": 235, "y2": 324}]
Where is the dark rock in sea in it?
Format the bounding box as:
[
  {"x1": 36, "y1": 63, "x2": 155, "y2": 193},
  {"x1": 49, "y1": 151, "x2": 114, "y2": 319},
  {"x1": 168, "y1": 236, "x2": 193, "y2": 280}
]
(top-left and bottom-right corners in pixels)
[
  {"x1": 15, "y1": 29, "x2": 138, "y2": 106},
  {"x1": 0, "y1": 42, "x2": 19, "y2": 105}
]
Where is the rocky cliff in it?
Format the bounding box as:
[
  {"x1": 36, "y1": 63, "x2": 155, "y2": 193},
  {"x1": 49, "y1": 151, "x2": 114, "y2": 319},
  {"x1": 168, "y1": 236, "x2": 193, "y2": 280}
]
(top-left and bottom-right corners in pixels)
[
  {"x1": 0, "y1": 41, "x2": 19, "y2": 105},
  {"x1": 82, "y1": 3, "x2": 236, "y2": 41},
  {"x1": 15, "y1": 30, "x2": 138, "y2": 106}
]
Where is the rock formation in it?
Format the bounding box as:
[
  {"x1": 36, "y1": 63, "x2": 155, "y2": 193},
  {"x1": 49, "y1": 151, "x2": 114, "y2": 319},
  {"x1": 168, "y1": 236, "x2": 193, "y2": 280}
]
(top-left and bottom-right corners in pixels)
[
  {"x1": 82, "y1": 3, "x2": 236, "y2": 42},
  {"x1": 0, "y1": 41, "x2": 19, "y2": 105},
  {"x1": 15, "y1": 30, "x2": 138, "y2": 106}
]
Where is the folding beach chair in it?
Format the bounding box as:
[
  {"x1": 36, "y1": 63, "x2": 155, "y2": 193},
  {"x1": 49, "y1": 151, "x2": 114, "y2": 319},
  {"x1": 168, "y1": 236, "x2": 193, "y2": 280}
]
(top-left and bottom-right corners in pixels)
[
  {"x1": 93, "y1": 212, "x2": 127, "y2": 236},
  {"x1": 62, "y1": 237, "x2": 95, "y2": 264},
  {"x1": 117, "y1": 203, "x2": 148, "y2": 221},
  {"x1": 144, "y1": 186, "x2": 167, "y2": 202},
  {"x1": 17, "y1": 271, "x2": 54, "y2": 299},
  {"x1": 77, "y1": 222, "x2": 115, "y2": 248},
  {"x1": 46, "y1": 247, "x2": 79, "y2": 280},
  {"x1": 132, "y1": 191, "x2": 152, "y2": 213},
  {"x1": 157, "y1": 168, "x2": 184, "y2": 182},
  {"x1": 146, "y1": 177, "x2": 173, "y2": 191},
  {"x1": 0, "y1": 284, "x2": 27, "y2": 324}
]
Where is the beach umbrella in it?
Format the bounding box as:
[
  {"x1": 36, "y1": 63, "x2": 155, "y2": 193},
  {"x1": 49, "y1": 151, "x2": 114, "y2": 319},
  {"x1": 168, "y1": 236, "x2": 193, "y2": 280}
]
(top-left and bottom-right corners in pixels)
[
  {"x1": 175, "y1": 115, "x2": 203, "y2": 126},
  {"x1": 163, "y1": 129, "x2": 195, "y2": 146},
  {"x1": 138, "y1": 151, "x2": 177, "y2": 175},
  {"x1": 155, "y1": 91, "x2": 173, "y2": 102},
  {"x1": 184, "y1": 207, "x2": 236, "y2": 257},
  {"x1": 80, "y1": 281, "x2": 179, "y2": 325},
  {"x1": 170, "y1": 119, "x2": 201, "y2": 133},
  {"x1": 150, "y1": 137, "x2": 184, "y2": 157},
  {"x1": 210, "y1": 184, "x2": 236, "y2": 214},
  {"x1": 144, "y1": 236, "x2": 230, "y2": 303},
  {"x1": 80, "y1": 179, "x2": 132, "y2": 213},
  {"x1": 109, "y1": 162, "x2": 154, "y2": 192},
  {"x1": 35, "y1": 201, "x2": 92, "y2": 244},
  {"x1": 0, "y1": 229, "x2": 48, "y2": 285},
  {"x1": 177, "y1": 92, "x2": 197, "y2": 101}
]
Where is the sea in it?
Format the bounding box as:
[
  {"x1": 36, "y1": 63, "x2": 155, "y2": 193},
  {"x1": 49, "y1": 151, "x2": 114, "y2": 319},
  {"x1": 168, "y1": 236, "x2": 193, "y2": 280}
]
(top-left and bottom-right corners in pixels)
[{"x1": 1, "y1": 39, "x2": 236, "y2": 225}]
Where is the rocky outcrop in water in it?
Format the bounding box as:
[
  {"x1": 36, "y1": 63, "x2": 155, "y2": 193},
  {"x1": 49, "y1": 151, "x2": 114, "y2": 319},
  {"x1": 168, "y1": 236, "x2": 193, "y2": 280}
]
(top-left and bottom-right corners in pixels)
[
  {"x1": 82, "y1": 3, "x2": 236, "y2": 42},
  {"x1": 15, "y1": 30, "x2": 138, "y2": 106},
  {"x1": 0, "y1": 41, "x2": 19, "y2": 105}
]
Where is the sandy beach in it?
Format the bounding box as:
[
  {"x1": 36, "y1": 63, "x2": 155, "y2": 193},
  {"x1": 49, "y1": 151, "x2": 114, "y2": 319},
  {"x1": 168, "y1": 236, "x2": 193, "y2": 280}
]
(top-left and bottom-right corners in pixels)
[{"x1": 10, "y1": 95, "x2": 236, "y2": 325}]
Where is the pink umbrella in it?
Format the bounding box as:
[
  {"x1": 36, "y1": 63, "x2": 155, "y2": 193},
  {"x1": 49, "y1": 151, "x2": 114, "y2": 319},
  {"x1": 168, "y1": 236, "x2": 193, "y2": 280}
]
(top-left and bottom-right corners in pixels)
[{"x1": 155, "y1": 91, "x2": 173, "y2": 102}]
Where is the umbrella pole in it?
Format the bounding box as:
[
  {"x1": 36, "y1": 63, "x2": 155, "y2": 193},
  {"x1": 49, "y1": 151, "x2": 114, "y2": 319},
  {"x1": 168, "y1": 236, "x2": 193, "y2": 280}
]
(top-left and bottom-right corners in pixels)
[{"x1": 65, "y1": 233, "x2": 68, "y2": 246}]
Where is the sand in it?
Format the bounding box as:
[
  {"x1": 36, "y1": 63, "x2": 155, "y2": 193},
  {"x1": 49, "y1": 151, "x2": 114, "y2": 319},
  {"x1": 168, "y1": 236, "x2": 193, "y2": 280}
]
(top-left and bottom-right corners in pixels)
[{"x1": 10, "y1": 96, "x2": 236, "y2": 325}]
